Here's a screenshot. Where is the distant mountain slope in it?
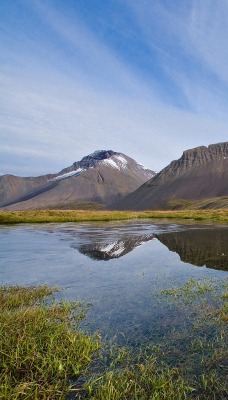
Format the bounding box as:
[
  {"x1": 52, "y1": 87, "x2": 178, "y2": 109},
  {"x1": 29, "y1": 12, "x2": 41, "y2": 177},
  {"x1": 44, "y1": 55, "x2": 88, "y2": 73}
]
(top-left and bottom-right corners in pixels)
[
  {"x1": 116, "y1": 142, "x2": 228, "y2": 210},
  {"x1": 0, "y1": 150, "x2": 155, "y2": 210},
  {"x1": 0, "y1": 174, "x2": 57, "y2": 208}
]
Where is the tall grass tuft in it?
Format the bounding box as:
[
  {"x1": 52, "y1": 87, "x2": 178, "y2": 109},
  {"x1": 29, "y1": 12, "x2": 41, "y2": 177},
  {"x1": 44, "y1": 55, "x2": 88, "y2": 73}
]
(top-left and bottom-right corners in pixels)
[
  {"x1": 1, "y1": 281, "x2": 227, "y2": 399},
  {"x1": 0, "y1": 285, "x2": 99, "y2": 399}
]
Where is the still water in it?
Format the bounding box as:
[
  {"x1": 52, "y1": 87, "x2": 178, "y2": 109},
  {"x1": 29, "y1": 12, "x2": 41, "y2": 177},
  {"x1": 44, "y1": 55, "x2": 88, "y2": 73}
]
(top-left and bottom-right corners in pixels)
[{"x1": 0, "y1": 221, "x2": 227, "y2": 344}]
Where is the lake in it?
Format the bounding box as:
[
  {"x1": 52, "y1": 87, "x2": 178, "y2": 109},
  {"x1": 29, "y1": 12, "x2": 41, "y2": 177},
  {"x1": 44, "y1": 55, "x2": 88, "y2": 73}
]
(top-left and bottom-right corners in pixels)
[{"x1": 1, "y1": 220, "x2": 227, "y2": 347}]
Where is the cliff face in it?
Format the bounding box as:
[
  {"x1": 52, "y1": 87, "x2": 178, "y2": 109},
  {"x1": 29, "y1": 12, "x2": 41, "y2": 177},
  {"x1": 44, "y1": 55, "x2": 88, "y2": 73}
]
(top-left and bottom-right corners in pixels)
[
  {"x1": 147, "y1": 142, "x2": 227, "y2": 183},
  {"x1": 116, "y1": 142, "x2": 228, "y2": 210}
]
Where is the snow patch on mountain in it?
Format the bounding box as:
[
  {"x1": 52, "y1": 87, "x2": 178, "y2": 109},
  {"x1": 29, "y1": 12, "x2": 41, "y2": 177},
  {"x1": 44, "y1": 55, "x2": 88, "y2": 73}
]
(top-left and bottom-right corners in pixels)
[
  {"x1": 47, "y1": 150, "x2": 154, "y2": 184},
  {"x1": 51, "y1": 168, "x2": 85, "y2": 181},
  {"x1": 101, "y1": 159, "x2": 120, "y2": 170},
  {"x1": 137, "y1": 163, "x2": 150, "y2": 171},
  {"x1": 137, "y1": 163, "x2": 156, "y2": 177},
  {"x1": 114, "y1": 155, "x2": 128, "y2": 169},
  {"x1": 101, "y1": 155, "x2": 129, "y2": 171}
]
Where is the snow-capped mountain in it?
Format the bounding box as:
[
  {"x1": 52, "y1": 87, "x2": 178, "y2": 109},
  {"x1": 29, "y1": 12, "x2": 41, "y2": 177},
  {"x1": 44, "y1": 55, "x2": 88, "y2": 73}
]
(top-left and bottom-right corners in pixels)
[{"x1": 0, "y1": 150, "x2": 155, "y2": 209}]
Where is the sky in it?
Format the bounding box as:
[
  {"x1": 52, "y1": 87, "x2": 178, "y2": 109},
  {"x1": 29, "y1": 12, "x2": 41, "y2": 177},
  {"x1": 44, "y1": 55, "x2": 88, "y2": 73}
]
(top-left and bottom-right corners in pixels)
[{"x1": 1, "y1": 0, "x2": 228, "y2": 176}]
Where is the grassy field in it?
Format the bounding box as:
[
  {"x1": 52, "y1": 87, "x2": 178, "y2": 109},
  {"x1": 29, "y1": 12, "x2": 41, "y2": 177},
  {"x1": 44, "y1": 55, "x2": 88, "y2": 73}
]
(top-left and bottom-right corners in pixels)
[
  {"x1": 0, "y1": 208, "x2": 228, "y2": 224},
  {"x1": 1, "y1": 282, "x2": 227, "y2": 399},
  {"x1": 166, "y1": 196, "x2": 228, "y2": 210}
]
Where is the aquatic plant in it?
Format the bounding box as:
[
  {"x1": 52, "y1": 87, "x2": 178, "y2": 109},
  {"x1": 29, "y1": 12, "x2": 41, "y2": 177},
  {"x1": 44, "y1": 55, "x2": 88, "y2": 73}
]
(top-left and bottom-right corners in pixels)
[
  {"x1": 1, "y1": 279, "x2": 227, "y2": 399},
  {"x1": 0, "y1": 285, "x2": 99, "y2": 399},
  {"x1": 84, "y1": 278, "x2": 228, "y2": 399}
]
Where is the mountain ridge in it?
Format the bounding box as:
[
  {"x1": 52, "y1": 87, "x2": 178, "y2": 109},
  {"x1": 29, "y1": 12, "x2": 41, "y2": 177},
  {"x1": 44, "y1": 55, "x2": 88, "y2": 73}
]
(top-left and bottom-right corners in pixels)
[
  {"x1": 115, "y1": 142, "x2": 228, "y2": 210},
  {"x1": 0, "y1": 150, "x2": 155, "y2": 210}
]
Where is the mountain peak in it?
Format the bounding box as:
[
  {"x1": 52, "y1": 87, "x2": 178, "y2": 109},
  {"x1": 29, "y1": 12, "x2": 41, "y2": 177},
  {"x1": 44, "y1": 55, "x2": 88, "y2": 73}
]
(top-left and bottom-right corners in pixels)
[
  {"x1": 78, "y1": 150, "x2": 118, "y2": 169},
  {"x1": 0, "y1": 149, "x2": 155, "y2": 209},
  {"x1": 86, "y1": 150, "x2": 117, "y2": 159}
]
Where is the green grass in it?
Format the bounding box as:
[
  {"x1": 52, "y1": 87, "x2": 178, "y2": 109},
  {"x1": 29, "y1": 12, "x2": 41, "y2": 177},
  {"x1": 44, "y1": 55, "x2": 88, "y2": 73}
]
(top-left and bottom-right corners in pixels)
[
  {"x1": 166, "y1": 196, "x2": 228, "y2": 210},
  {"x1": 0, "y1": 285, "x2": 99, "y2": 399},
  {"x1": 85, "y1": 355, "x2": 193, "y2": 400},
  {"x1": 161, "y1": 277, "x2": 215, "y2": 299},
  {"x1": 85, "y1": 278, "x2": 228, "y2": 400},
  {"x1": 1, "y1": 281, "x2": 227, "y2": 399},
  {"x1": 0, "y1": 208, "x2": 228, "y2": 224}
]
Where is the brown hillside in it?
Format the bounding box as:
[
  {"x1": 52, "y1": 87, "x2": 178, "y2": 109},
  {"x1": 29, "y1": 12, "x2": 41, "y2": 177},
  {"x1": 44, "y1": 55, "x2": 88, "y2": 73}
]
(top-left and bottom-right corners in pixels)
[
  {"x1": 116, "y1": 142, "x2": 228, "y2": 210},
  {"x1": 1, "y1": 151, "x2": 155, "y2": 210}
]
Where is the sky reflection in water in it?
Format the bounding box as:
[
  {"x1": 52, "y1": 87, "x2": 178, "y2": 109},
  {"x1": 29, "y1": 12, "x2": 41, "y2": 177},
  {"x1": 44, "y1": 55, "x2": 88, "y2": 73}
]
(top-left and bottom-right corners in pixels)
[{"x1": 0, "y1": 221, "x2": 227, "y2": 344}]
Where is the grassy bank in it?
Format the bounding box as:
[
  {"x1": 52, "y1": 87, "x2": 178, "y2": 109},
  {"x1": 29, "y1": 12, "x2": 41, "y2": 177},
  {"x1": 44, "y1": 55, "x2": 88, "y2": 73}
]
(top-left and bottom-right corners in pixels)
[
  {"x1": 0, "y1": 285, "x2": 99, "y2": 399},
  {"x1": 0, "y1": 208, "x2": 228, "y2": 224},
  {"x1": 1, "y1": 281, "x2": 227, "y2": 399}
]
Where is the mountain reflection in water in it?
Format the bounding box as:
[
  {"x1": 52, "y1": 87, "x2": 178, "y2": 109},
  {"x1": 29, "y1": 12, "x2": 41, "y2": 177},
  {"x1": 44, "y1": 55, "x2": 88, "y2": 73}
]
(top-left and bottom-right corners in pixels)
[
  {"x1": 156, "y1": 228, "x2": 228, "y2": 271},
  {"x1": 74, "y1": 234, "x2": 155, "y2": 260},
  {"x1": 74, "y1": 227, "x2": 228, "y2": 271}
]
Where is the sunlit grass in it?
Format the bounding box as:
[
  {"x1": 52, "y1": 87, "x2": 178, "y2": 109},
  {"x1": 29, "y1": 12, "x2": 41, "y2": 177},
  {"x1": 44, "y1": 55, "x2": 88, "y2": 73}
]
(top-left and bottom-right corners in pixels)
[
  {"x1": 0, "y1": 285, "x2": 99, "y2": 399},
  {"x1": 1, "y1": 279, "x2": 227, "y2": 399},
  {"x1": 85, "y1": 355, "x2": 193, "y2": 400},
  {"x1": 0, "y1": 208, "x2": 228, "y2": 224}
]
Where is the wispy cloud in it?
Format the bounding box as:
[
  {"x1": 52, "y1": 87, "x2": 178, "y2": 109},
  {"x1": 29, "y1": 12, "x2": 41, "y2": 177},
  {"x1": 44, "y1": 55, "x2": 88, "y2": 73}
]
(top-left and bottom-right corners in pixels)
[
  {"x1": 1, "y1": 68, "x2": 227, "y2": 176},
  {"x1": 31, "y1": 0, "x2": 159, "y2": 102},
  {"x1": 188, "y1": 1, "x2": 228, "y2": 82},
  {"x1": 124, "y1": 0, "x2": 228, "y2": 116},
  {"x1": 0, "y1": 0, "x2": 227, "y2": 176}
]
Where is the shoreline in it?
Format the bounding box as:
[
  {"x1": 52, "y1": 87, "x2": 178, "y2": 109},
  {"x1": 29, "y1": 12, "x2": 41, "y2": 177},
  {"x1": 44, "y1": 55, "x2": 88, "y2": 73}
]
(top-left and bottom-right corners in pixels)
[{"x1": 0, "y1": 209, "x2": 228, "y2": 224}]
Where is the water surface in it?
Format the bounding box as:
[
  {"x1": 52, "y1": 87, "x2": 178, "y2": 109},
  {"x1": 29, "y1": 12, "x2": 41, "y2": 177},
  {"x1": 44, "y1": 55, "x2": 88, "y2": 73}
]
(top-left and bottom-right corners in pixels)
[{"x1": 1, "y1": 221, "x2": 227, "y2": 345}]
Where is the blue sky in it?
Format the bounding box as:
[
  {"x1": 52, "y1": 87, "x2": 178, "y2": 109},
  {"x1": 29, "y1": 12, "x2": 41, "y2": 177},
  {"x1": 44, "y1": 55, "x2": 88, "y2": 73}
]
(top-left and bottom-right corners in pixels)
[{"x1": 1, "y1": 0, "x2": 228, "y2": 176}]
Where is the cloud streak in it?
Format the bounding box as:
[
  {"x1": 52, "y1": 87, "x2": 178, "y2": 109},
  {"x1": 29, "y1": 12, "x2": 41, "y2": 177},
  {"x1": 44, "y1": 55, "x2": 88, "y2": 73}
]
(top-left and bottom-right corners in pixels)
[
  {"x1": 124, "y1": 0, "x2": 228, "y2": 115},
  {"x1": 0, "y1": 0, "x2": 228, "y2": 176}
]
